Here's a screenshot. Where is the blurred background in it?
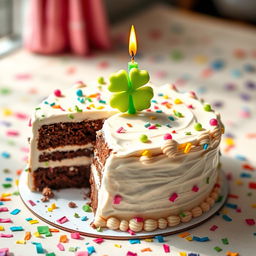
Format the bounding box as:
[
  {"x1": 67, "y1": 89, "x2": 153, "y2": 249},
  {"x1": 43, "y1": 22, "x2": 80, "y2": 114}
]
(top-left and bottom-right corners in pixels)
[{"x1": 1, "y1": 0, "x2": 256, "y2": 57}]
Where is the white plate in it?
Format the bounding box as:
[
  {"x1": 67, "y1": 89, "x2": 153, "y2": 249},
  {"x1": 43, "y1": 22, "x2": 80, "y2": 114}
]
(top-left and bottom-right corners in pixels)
[{"x1": 19, "y1": 170, "x2": 228, "y2": 239}]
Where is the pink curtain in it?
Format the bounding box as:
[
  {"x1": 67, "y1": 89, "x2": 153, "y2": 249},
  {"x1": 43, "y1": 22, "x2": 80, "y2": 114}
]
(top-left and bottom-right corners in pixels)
[{"x1": 24, "y1": 0, "x2": 111, "y2": 55}]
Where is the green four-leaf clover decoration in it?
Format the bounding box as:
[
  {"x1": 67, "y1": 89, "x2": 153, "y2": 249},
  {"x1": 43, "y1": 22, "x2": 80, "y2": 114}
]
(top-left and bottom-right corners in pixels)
[{"x1": 108, "y1": 68, "x2": 153, "y2": 114}]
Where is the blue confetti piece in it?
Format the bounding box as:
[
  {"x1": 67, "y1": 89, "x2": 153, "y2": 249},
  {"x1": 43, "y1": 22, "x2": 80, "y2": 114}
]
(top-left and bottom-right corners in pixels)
[
  {"x1": 44, "y1": 101, "x2": 49, "y2": 104},
  {"x1": 76, "y1": 89, "x2": 83, "y2": 97},
  {"x1": 192, "y1": 236, "x2": 201, "y2": 241},
  {"x1": 235, "y1": 154, "x2": 247, "y2": 161},
  {"x1": 10, "y1": 226, "x2": 24, "y2": 231},
  {"x1": 144, "y1": 122, "x2": 151, "y2": 128},
  {"x1": 188, "y1": 253, "x2": 200, "y2": 256},
  {"x1": 151, "y1": 100, "x2": 158, "y2": 103},
  {"x1": 230, "y1": 69, "x2": 242, "y2": 78},
  {"x1": 240, "y1": 173, "x2": 252, "y2": 178},
  {"x1": 129, "y1": 239, "x2": 141, "y2": 244},
  {"x1": 50, "y1": 102, "x2": 55, "y2": 106},
  {"x1": 1, "y1": 152, "x2": 10, "y2": 159},
  {"x1": 165, "y1": 124, "x2": 172, "y2": 128},
  {"x1": 87, "y1": 246, "x2": 95, "y2": 254},
  {"x1": 0, "y1": 202, "x2": 3, "y2": 205},
  {"x1": 225, "y1": 203, "x2": 237, "y2": 209},
  {"x1": 168, "y1": 116, "x2": 175, "y2": 121},
  {"x1": 5, "y1": 177, "x2": 12, "y2": 182},
  {"x1": 192, "y1": 236, "x2": 209, "y2": 242},
  {"x1": 156, "y1": 110, "x2": 163, "y2": 113},
  {"x1": 203, "y1": 144, "x2": 208, "y2": 150},
  {"x1": 211, "y1": 59, "x2": 225, "y2": 71},
  {"x1": 77, "y1": 97, "x2": 85, "y2": 103},
  {"x1": 32, "y1": 242, "x2": 44, "y2": 254},
  {"x1": 81, "y1": 216, "x2": 88, "y2": 221},
  {"x1": 26, "y1": 217, "x2": 33, "y2": 221},
  {"x1": 155, "y1": 235, "x2": 165, "y2": 243},
  {"x1": 10, "y1": 209, "x2": 21, "y2": 215},
  {"x1": 222, "y1": 214, "x2": 232, "y2": 222}
]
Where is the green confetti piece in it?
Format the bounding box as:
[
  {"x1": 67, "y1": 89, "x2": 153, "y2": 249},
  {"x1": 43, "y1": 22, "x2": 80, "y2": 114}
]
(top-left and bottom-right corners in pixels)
[
  {"x1": 37, "y1": 226, "x2": 52, "y2": 237},
  {"x1": 12, "y1": 191, "x2": 20, "y2": 196},
  {"x1": 74, "y1": 213, "x2": 80, "y2": 218},
  {"x1": 170, "y1": 49, "x2": 183, "y2": 61},
  {"x1": 174, "y1": 110, "x2": 183, "y2": 117},
  {"x1": 0, "y1": 87, "x2": 11, "y2": 95},
  {"x1": 68, "y1": 114, "x2": 74, "y2": 119},
  {"x1": 214, "y1": 246, "x2": 222, "y2": 252},
  {"x1": 2, "y1": 183, "x2": 12, "y2": 188},
  {"x1": 98, "y1": 76, "x2": 105, "y2": 84},
  {"x1": 194, "y1": 122, "x2": 202, "y2": 131},
  {"x1": 35, "y1": 107, "x2": 41, "y2": 110},
  {"x1": 204, "y1": 104, "x2": 212, "y2": 112},
  {"x1": 185, "y1": 132, "x2": 192, "y2": 135},
  {"x1": 82, "y1": 204, "x2": 92, "y2": 212},
  {"x1": 179, "y1": 212, "x2": 186, "y2": 218},
  {"x1": 216, "y1": 195, "x2": 223, "y2": 202},
  {"x1": 69, "y1": 247, "x2": 78, "y2": 252},
  {"x1": 75, "y1": 105, "x2": 82, "y2": 112},
  {"x1": 221, "y1": 238, "x2": 229, "y2": 245},
  {"x1": 46, "y1": 253, "x2": 56, "y2": 256},
  {"x1": 206, "y1": 177, "x2": 210, "y2": 184},
  {"x1": 97, "y1": 227, "x2": 103, "y2": 232},
  {"x1": 140, "y1": 134, "x2": 149, "y2": 143}
]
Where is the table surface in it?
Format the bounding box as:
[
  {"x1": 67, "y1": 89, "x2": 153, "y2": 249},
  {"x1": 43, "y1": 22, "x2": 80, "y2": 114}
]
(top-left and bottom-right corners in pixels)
[{"x1": 0, "y1": 4, "x2": 256, "y2": 256}]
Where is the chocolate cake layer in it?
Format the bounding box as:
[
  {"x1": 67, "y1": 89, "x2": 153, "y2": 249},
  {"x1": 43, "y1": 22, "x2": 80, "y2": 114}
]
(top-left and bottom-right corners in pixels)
[
  {"x1": 39, "y1": 148, "x2": 94, "y2": 162},
  {"x1": 89, "y1": 171, "x2": 98, "y2": 213},
  {"x1": 90, "y1": 132, "x2": 112, "y2": 213},
  {"x1": 37, "y1": 119, "x2": 104, "y2": 150},
  {"x1": 32, "y1": 165, "x2": 90, "y2": 191}
]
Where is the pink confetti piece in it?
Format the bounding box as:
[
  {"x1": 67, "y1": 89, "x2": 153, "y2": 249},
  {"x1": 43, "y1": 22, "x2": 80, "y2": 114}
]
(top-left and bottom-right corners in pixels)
[
  {"x1": 134, "y1": 217, "x2": 144, "y2": 222},
  {"x1": 169, "y1": 193, "x2": 178, "y2": 202},
  {"x1": 164, "y1": 133, "x2": 172, "y2": 140},
  {"x1": 75, "y1": 252, "x2": 89, "y2": 256},
  {"x1": 236, "y1": 208, "x2": 242, "y2": 213},
  {"x1": 15, "y1": 73, "x2": 32, "y2": 80},
  {"x1": 57, "y1": 243, "x2": 65, "y2": 251},
  {"x1": 113, "y1": 195, "x2": 122, "y2": 205},
  {"x1": 210, "y1": 225, "x2": 218, "y2": 231},
  {"x1": 192, "y1": 185, "x2": 199, "y2": 192},
  {"x1": 245, "y1": 219, "x2": 255, "y2": 226},
  {"x1": 0, "y1": 218, "x2": 12, "y2": 223},
  {"x1": 187, "y1": 104, "x2": 194, "y2": 109},
  {"x1": 126, "y1": 251, "x2": 137, "y2": 256},
  {"x1": 128, "y1": 229, "x2": 135, "y2": 235},
  {"x1": 6, "y1": 130, "x2": 19, "y2": 136},
  {"x1": 71, "y1": 232, "x2": 80, "y2": 239},
  {"x1": 116, "y1": 127, "x2": 126, "y2": 133},
  {"x1": 57, "y1": 216, "x2": 69, "y2": 224},
  {"x1": 0, "y1": 248, "x2": 9, "y2": 255},
  {"x1": 0, "y1": 233, "x2": 13, "y2": 238},
  {"x1": 0, "y1": 207, "x2": 8, "y2": 212},
  {"x1": 163, "y1": 244, "x2": 170, "y2": 253},
  {"x1": 28, "y1": 200, "x2": 36, "y2": 206},
  {"x1": 93, "y1": 238, "x2": 104, "y2": 244},
  {"x1": 28, "y1": 118, "x2": 32, "y2": 127},
  {"x1": 15, "y1": 112, "x2": 29, "y2": 120},
  {"x1": 148, "y1": 125, "x2": 157, "y2": 129}
]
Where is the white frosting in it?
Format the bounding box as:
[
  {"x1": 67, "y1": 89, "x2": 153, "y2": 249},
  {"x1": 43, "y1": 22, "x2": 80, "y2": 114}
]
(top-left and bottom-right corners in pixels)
[{"x1": 94, "y1": 148, "x2": 219, "y2": 220}]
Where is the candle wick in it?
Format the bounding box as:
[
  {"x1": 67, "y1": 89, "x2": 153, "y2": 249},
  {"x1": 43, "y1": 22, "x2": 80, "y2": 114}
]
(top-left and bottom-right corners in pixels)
[{"x1": 131, "y1": 51, "x2": 135, "y2": 63}]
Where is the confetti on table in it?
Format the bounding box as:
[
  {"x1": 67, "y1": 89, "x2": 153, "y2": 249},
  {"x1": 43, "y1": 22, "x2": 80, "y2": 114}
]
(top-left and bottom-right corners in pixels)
[
  {"x1": 56, "y1": 216, "x2": 69, "y2": 224},
  {"x1": 10, "y1": 209, "x2": 20, "y2": 215},
  {"x1": 163, "y1": 244, "x2": 170, "y2": 253},
  {"x1": 32, "y1": 242, "x2": 44, "y2": 254},
  {"x1": 129, "y1": 239, "x2": 141, "y2": 244}
]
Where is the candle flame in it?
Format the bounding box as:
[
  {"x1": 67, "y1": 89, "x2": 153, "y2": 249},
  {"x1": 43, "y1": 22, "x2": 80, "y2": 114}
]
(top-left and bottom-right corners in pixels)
[{"x1": 129, "y1": 25, "x2": 137, "y2": 58}]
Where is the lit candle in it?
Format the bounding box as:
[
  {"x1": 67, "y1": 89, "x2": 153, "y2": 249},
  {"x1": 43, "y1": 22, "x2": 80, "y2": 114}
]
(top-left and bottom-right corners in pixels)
[{"x1": 128, "y1": 25, "x2": 139, "y2": 71}]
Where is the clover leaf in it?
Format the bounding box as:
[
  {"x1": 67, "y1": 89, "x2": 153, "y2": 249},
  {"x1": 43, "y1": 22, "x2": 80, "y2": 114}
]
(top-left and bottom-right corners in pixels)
[{"x1": 108, "y1": 68, "x2": 153, "y2": 114}]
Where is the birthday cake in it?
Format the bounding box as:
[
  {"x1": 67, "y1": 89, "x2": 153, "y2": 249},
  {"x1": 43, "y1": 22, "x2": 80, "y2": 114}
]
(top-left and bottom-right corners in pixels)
[{"x1": 27, "y1": 71, "x2": 224, "y2": 232}]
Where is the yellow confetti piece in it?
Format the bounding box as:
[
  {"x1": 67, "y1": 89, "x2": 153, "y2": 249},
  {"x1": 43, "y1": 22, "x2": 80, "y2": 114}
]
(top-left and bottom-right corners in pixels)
[
  {"x1": 16, "y1": 240, "x2": 26, "y2": 244},
  {"x1": 67, "y1": 107, "x2": 72, "y2": 112},
  {"x1": 15, "y1": 179, "x2": 19, "y2": 186},
  {"x1": 163, "y1": 95, "x2": 169, "y2": 99},
  {"x1": 235, "y1": 179, "x2": 243, "y2": 186},
  {"x1": 174, "y1": 98, "x2": 183, "y2": 104},
  {"x1": 24, "y1": 232, "x2": 31, "y2": 240},
  {"x1": 149, "y1": 116, "x2": 157, "y2": 120},
  {"x1": 48, "y1": 207, "x2": 53, "y2": 212},
  {"x1": 29, "y1": 220, "x2": 39, "y2": 224},
  {"x1": 51, "y1": 203, "x2": 57, "y2": 210},
  {"x1": 144, "y1": 238, "x2": 153, "y2": 242},
  {"x1": 96, "y1": 106, "x2": 104, "y2": 110},
  {"x1": 224, "y1": 138, "x2": 235, "y2": 147},
  {"x1": 185, "y1": 236, "x2": 192, "y2": 241},
  {"x1": 178, "y1": 232, "x2": 191, "y2": 238},
  {"x1": 0, "y1": 226, "x2": 4, "y2": 231},
  {"x1": 88, "y1": 104, "x2": 95, "y2": 108},
  {"x1": 179, "y1": 252, "x2": 187, "y2": 256},
  {"x1": 184, "y1": 143, "x2": 192, "y2": 154},
  {"x1": 194, "y1": 55, "x2": 208, "y2": 64},
  {"x1": 141, "y1": 150, "x2": 152, "y2": 157},
  {"x1": 2, "y1": 108, "x2": 12, "y2": 116},
  {"x1": 33, "y1": 232, "x2": 41, "y2": 238},
  {"x1": 1, "y1": 193, "x2": 11, "y2": 197},
  {"x1": 251, "y1": 204, "x2": 256, "y2": 208},
  {"x1": 114, "y1": 244, "x2": 122, "y2": 248}
]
